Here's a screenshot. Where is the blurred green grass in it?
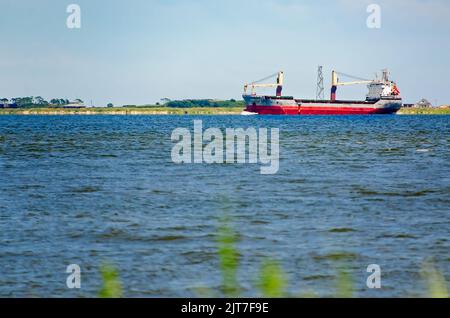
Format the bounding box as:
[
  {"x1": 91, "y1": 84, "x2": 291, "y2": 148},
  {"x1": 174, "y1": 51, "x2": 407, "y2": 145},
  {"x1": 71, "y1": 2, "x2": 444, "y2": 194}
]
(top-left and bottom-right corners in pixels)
[
  {"x1": 96, "y1": 218, "x2": 448, "y2": 298},
  {"x1": 217, "y1": 217, "x2": 240, "y2": 297},
  {"x1": 98, "y1": 264, "x2": 122, "y2": 298}
]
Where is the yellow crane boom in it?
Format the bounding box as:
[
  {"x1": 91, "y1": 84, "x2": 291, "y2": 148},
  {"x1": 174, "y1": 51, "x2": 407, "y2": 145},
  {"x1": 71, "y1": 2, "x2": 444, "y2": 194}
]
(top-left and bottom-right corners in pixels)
[
  {"x1": 244, "y1": 72, "x2": 284, "y2": 96},
  {"x1": 331, "y1": 70, "x2": 373, "y2": 101},
  {"x1": 332, "y1": 70, "x2": 372, "y2": 87}
]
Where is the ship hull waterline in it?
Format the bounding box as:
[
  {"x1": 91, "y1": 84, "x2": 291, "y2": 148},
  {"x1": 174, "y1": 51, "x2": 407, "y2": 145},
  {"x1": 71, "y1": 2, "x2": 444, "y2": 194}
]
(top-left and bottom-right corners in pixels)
[{"x1": 243, "y1": 95, "x2": 403, "y2": 115}]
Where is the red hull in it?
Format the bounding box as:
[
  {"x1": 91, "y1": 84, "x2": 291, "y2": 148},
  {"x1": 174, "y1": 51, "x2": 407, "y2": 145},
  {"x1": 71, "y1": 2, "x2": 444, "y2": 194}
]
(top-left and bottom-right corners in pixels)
[{"x1": 245, "y1": 105, "x2": 398, "y2": 115}]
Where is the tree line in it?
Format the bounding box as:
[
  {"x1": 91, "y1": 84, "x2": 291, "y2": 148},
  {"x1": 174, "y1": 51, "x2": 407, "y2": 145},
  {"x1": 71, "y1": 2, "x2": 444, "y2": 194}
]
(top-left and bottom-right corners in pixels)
[
  {"x1": 0, "y1": 97, "x2": 84, "y2": 108},
  {"x1": 165, "y1": 99, "x2": 244, "y2": 108}
]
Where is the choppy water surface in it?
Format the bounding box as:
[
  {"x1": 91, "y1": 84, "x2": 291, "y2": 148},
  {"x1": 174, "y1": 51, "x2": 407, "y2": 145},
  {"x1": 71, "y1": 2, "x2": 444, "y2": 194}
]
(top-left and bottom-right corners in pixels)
[{"x1": 0, "y1": 115, "x2": 449, "y2": 297}]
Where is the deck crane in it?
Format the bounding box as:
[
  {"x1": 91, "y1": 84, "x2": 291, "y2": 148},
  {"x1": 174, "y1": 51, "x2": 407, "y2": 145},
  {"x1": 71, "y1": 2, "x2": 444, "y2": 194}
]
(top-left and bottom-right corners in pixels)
[
  {"x1": 244, "y1": 72, "x2": 284, "y2": 97},
  {"x1": 330, "y1": 71, "x2": 373, "y2": 101}
]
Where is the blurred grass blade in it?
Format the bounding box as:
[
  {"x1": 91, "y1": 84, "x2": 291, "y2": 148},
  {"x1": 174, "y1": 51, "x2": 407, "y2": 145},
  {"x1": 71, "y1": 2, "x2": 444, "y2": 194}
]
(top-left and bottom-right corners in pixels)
[
  {"x1": 98, "y1": 264, "x2": 123, "y2": 298},
  {"x1": 258, "y1": 259, "x2": 286, "y2": 298},
  {"x1": 217, "y1": 217, "x2": 239, "y2": 297},
  {"x1": 422, "y1": 262, "x2": 448, "y2": 298},
  {"x1": 336, "y1": 267, "x2": 353, "y2": 298}
]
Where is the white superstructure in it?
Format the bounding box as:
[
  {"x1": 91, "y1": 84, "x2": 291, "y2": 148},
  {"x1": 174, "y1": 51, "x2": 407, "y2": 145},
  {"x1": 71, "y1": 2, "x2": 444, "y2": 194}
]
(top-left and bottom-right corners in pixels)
[{"x1": 366, "y1": 70, "x2": 401, "y2": 101}]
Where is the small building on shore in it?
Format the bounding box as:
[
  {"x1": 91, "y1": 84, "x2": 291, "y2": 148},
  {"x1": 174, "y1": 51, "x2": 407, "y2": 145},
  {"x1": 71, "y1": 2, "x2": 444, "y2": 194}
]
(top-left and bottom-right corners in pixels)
[
  {"x1": 414, "y1": 99, "x2": 433, "y2": 108},
  {"x1": 63, "y1": 100, "x2": 86, "y2": 109},
  {"x1": 0, "y1": 99, "x2": 18, "y2": 108}
]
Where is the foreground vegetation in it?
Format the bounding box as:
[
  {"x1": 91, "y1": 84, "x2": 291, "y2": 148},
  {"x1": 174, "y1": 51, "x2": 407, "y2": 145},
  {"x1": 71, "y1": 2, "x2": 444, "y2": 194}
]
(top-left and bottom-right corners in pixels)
[{"x1": 97, "y1": 218, "x2": 448, "y2": 298}]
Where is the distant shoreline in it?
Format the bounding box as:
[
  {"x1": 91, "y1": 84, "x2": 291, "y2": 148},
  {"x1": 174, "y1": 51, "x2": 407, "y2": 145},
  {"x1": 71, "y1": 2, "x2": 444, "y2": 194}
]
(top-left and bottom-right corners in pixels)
[
  {"x1": 0, "y1": 107, "x2": 449, "y2": 115},
  {"x1": 0, "y1": 107, "x2": 243, "y2": 115}
]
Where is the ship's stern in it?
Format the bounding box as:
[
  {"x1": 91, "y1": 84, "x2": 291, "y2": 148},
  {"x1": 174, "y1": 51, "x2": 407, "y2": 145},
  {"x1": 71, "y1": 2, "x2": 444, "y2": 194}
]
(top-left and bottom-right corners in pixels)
[
  {"x1": 242, "y1": 95, "x2": 300, "y2": 115},
  {"x1": 243, "y1": 95, "x2": 261, "y2": 114}
]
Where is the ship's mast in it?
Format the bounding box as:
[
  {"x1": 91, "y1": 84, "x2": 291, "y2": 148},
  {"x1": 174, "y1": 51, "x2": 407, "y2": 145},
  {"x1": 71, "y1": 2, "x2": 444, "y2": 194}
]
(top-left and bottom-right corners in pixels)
[{"x1": 382, "y1": 69, "x2": 389, "y2": 82}]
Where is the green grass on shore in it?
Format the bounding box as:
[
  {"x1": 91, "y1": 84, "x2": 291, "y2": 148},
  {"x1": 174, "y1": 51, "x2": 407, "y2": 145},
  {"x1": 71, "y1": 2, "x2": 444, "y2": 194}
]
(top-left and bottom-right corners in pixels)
[
  {"x1": 397, "y1": 107, "x2": 450, "y2": 115},
  {"x1": 1, "y1": 106, "x2": 449, "y2": 115},
  {"x1": 0, "y1": 106, "x2": 244, "y2": 115}
]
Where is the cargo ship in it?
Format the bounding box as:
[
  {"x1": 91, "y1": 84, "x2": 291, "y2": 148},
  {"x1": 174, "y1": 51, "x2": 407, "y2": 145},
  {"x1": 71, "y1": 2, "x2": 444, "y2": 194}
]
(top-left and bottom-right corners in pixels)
[{"x1": 242, "y1": 69, "x2": 402, "y2": 115}]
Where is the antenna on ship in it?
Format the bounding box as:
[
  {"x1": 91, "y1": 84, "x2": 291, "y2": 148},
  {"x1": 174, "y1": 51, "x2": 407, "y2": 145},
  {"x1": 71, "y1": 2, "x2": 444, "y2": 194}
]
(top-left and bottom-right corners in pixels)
[
  {"x1": 316, "y1": 66, "x2": 324, "y2": 100},
  {"x1": 382, "y1": 69, "x2": 389, "y2": 82}
]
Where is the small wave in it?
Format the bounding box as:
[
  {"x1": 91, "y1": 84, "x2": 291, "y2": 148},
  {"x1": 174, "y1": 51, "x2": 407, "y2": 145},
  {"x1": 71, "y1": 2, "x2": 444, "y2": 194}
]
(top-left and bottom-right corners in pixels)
[
  {"x1": 181, "y1": 251, "x2": 216, "y2": 264},
  {"x1": 328, "y1": 228, "x2": 357, "y2": 233},
  {"x1": 97, "y1": 228, "x2": 188, "y2": 242},
  {"x1": 151, "y1": 189, "x2": 172, "y2": 195},
  {"x1": 379, "y1": 233, "x2": 417, "y2": 239},
  {"x1": 355, "y1": 188, "x2": 436, "y2": 197},
  {"x1": 303, "y1": 274, "x2": 334, "y2": 281},
  {"x1": 251, "y1": 220, "x2": 270, "y2": 225},
  {"x1": 380, "y1": 148, "x2": 402, "y2": 152},
  {"x1": 312, "y1": 252, "x2": 359, "y2": 262},
  {"x1": 17, "y1": 184, "x2": 45, "y2": 190},
  {"x1": 153, "y1": 235, "x2": 187, "y2": 242},
  {"x1": 74, "y1": 212, "x2": 90, "y2": 219},
  {"x1": 70, "y1": 186, "x2": 101, "y2": 193},
  {"x1": 97, "y1": 154, "x2": 118, "y2": 158},
  {"x1": 98, "y1": 228, "x2": 126, "y2": 239}
]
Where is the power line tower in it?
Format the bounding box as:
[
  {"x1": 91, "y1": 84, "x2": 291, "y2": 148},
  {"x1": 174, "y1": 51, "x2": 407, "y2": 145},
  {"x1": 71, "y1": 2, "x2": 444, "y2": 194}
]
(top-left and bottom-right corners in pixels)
[{"x1": 316, "y1": 66, "x2": 324, "y2": 100}]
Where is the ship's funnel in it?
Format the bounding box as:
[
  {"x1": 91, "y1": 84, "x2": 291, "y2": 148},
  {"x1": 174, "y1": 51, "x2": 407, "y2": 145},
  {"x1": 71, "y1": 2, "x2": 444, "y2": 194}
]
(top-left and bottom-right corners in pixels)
[
  {"x1": 331, "y1": 86, "x2": 337, "y2": 101},
  {"x1": 331, "y1": 71, "x2": 338, "y2": 101}
]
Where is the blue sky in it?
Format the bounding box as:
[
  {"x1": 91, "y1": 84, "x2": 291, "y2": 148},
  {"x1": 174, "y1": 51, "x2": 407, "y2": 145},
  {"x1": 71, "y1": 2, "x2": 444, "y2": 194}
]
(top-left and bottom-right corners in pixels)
[{"x1": 1, "y1": 0, "x2": 449, "y2": 106}]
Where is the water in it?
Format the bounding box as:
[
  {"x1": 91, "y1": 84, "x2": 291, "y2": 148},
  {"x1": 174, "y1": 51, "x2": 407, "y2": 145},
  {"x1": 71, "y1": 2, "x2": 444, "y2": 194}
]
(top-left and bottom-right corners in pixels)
[{"x1": 0, "y1": 115, "x2": 448, "y2": 297}]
